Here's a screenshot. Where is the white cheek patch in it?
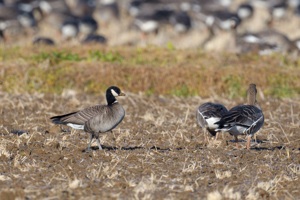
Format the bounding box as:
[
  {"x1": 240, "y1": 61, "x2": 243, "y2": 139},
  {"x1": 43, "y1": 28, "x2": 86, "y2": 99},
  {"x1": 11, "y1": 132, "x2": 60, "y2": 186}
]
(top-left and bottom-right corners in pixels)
[{"x1": 111, "y1": 89, "x2": 119, "y2": 97}]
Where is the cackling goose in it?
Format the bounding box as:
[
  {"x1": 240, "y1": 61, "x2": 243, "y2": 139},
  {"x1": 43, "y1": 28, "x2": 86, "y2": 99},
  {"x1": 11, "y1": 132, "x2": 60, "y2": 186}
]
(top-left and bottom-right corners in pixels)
[{"x1": 50, "y1": 86, "x2": 126, "y2": 151}]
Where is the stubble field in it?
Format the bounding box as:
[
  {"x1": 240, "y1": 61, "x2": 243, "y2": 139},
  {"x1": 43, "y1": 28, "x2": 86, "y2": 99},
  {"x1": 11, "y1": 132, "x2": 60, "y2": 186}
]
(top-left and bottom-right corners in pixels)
[{"x1": 0, "y1": 45, "x2": 299, "y2": 199}]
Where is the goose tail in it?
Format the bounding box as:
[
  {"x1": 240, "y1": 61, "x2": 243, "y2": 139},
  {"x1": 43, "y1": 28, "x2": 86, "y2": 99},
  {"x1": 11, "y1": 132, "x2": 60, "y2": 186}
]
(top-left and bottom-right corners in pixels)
[{"x1": 50, "y1": 112, "x2": 77, "y2": 125}]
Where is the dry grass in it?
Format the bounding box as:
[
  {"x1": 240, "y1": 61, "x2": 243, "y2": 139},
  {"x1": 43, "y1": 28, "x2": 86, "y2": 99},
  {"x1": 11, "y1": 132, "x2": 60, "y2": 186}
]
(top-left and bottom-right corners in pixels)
[{"x1": 0, "y1": 91, "x2": 299, "y2": 199}]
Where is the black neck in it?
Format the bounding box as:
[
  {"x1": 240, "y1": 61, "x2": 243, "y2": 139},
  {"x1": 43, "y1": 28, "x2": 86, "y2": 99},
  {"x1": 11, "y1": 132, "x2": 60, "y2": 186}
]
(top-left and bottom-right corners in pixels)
[{"x1": 106, "y1": 92, "x2": 117, "y2": 105}]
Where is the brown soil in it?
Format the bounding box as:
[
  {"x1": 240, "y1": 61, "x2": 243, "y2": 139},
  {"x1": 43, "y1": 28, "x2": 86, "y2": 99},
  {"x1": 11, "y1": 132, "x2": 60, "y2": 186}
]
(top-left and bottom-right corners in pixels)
[{"x1": 0, "y1": 92, "x2": 299, "y2": 199}]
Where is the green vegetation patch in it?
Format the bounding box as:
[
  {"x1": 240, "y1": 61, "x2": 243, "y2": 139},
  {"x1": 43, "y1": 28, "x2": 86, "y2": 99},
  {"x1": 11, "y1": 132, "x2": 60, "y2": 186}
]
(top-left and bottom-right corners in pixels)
[{"x1": 0, "y1": 46, "x2": 299, "y2": 99}]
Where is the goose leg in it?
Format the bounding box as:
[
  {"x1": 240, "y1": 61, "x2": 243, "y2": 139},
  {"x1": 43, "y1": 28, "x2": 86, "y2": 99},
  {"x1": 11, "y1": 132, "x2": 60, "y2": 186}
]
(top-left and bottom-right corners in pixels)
[
  {"x1": 87, "y1": 133, "x2": 94, "y2": 151},
  {"x1": 234, "y1": 136, "x2": 239, "y2": 148},
  {"x1": 95, "y1": 135, "x2": 102, "y2": 150},
  {"x1": 246, "y1": 136, "x2": 251, "y2": 150},
  {"x1": 215, "y1": 131, "x2": 219, "y2": 140}
]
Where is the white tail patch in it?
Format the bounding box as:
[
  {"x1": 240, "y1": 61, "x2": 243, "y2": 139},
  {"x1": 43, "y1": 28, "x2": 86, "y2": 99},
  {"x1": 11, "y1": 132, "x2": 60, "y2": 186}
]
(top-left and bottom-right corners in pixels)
[
  {"x1": 67, "y1": 123, "x2": 84, "y2": 130},
  {"x1": 111, "y1": 89, "x2": 119, "y2": 97},
  {"x1": 206, "y1": 117, "x2": 221, "y2": 129}
]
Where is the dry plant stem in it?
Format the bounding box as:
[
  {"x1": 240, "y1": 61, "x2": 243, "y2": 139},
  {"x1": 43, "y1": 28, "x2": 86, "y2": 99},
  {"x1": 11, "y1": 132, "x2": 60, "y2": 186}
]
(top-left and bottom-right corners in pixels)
[
  {"x1": 0, "y1": 90, "x2": 299, "y2": 199},
  {"x1": 215, "y1": 132, "x2": 219, "y2": 140},
  {"x1": 202, "y1": 128, "x2": 209, "y2": 144}
]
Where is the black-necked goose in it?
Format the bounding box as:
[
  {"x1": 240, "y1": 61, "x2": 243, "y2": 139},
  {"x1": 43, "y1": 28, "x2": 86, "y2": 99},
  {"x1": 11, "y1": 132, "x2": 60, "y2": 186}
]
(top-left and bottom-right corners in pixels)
[
  {"x1": 236, "y1": 3, "x2": 254, "y2": 20},
  {"x1": 50, "y1": 86, "x2": 126, "y2": 151},
  {"x1": 79, "y1": 15, "x2": 98, "y2": 36},
  {"x1": 196, "y1": 102, "x2": 228, "y2": 140},
  {"x1": 215, "y1": 84, "x2": 264, "y2": 150},
  {"x1": 61, "y1": 18, "x2": 79, "y2": 39},
  {"x1": 170, "y1": 11, "x2": 192, "y2": 33}
]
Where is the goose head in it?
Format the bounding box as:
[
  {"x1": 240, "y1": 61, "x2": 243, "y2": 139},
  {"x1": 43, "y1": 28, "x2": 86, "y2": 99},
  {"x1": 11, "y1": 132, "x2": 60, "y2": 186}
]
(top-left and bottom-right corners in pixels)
[{"x1": 106, "y1": 86, "x2": 126, "y2": 105}]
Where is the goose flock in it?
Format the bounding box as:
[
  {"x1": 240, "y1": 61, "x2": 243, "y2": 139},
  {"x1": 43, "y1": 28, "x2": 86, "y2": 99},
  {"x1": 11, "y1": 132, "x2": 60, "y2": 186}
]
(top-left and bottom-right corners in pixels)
[
  {"x1": 51, "y1": 84, "x2": 264, "y2": 151},
  {"x1": 196, "y1": 83, "x2": 264, "y2": 150},
  {"x1": 0, "y1": 0, "x2": 299, "y2": 53}
]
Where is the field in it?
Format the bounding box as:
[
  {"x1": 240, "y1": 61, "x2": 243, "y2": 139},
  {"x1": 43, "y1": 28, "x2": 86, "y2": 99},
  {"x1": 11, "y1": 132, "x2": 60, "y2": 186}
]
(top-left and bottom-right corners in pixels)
[{"x1": 0, "y1": 45, "x2": 300, "y2": 199}]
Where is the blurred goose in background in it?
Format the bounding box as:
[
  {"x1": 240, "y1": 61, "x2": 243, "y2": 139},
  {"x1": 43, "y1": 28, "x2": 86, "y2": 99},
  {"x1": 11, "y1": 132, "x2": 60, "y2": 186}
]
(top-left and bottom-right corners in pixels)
[
  {"x1": 79, "y1": 15, "x2": 98, "y2": 36},
  {"x1": 250, "y1": 0, "x2": 288, "y2": 24},
  {"x1": 235, "y1": 29, "x2": 297, "y2": 54},
  {"x1": 38, "y1": 0, "x2": 74, "y2": 31},
  {"x1": 68, "y1": 0, "x2": 95, "y2": 17},
  {"x1": 128, "y1": 0, "x2": 174, "y2": 35},
  {"x1": 196, "y1": 102, "x2": 228, "y2": 141},
  {"x1": 60, "y1": 18, "x2": 79, "y2": 40},
  {"x1": 0, "y1": 3, "x2": 36, "y2": 40},
  {"x1": 170, "y1": 11, "x2": 192, "y2": 33},
  {"x1": 198, "y1": 9, "x2": 241, "y2": 48},
  {"x1": 293, "y1": 37, "x2": 300, "y2": 51},
  {"x1": 50, "y1": 86, "x2": 126, "y2": 151},
  {"x1": 215, "y1": 84, "x2": 264, "y2": 150},
  {"x1": 32, "y1": 36, "x2": 55, "y2": 45},
  {"x1": 133, "y1": 8, "x2": 174, "y2": 35},
  {"x1": 0, "y1": 29, "x2": 4, "y2": 41},
  {"x1": 81, "y1": 33, "x2": 107, "y2": 45},
  {"x1": 236, "y1": 3, "x2": 254, "y2": 20},
  {"x1": 269, "y1": 1, "x2": 288, "y2": 20},
  {"x1": 39, "y1": 0, "x2": 70, "y2": 13},
  {"x1": 95, "y1": 0, "x2": 120, "y2": 25}
]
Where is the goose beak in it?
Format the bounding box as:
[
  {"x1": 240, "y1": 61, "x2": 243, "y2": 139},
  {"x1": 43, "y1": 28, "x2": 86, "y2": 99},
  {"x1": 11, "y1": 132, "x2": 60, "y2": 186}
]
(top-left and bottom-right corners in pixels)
[{"x1": 119, "y1": 92, "x2": 126, "y2": 96}]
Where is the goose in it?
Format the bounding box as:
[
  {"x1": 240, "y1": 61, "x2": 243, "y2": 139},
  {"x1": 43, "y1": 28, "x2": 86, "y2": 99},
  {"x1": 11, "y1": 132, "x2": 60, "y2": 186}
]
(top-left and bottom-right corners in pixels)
[
  {"x1": 196, "y1": 102, "x2": 228, "y2": 141},
  {"x1": 79, "y1": 15, "x2": 98, "y2": 36},
  {"x1": 50, "y1": 86, "x2": 126, "y2": 151},
  {"x1": 32, "y1": 36, "x2": 55, "y2": 45},
  {"x1": 81, "y1": 33, "x2": 107, "y2": 45},
  {"x1": 235, "y1": 29, "x2": 297, "y2": 54},
  {"x1": 96, "y1": 0, "x2": 120, "y2": 24},
  {"x1": 236, "y1": 3, "x2": 254, "y2": 20},
  {"x1": 60, "y1": 18, "x2": 79, "y2": 39},
  {"x1": 215, "y1": 84, "x2": 264, "y2": 150},
  {"x1": 170, "y1": 11, "x2": 192, "y2": 33}
]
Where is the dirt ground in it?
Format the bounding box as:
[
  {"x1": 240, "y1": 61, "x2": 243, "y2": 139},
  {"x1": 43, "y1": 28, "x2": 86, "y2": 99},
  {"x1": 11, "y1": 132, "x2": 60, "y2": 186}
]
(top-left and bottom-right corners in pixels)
[{"x1": 0, "y1": 91, "x2": 299, "y2": 199}]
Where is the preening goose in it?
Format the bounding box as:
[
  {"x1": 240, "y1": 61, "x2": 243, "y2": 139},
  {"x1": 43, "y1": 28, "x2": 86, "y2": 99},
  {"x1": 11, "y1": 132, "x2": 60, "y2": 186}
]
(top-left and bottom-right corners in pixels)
[
  {"x1": 50, "y1": 86, "x2": 126, "y2": 151},
  {"x1": 196, "y1": 102, "x2": 228, "y2": 140},
  {"x1": 215, "y1": 84, "x2": 264, "y2": 149}
]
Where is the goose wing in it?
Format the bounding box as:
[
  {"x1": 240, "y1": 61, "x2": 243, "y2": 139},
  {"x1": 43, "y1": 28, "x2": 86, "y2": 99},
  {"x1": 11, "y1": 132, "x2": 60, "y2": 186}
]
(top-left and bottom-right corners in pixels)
[
  {"x1": 198, "y1": 102, "x2": 228, "y2": 118},
  {"x1": 50, "y1": 105, "x2": 107, "y2": 125},
  {"x1": 216, "y1": 105, "x2": 263, "y2": 134},
  {"x1": 216, "y1": 105, "x2": 260, "y2": 127}
]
